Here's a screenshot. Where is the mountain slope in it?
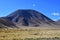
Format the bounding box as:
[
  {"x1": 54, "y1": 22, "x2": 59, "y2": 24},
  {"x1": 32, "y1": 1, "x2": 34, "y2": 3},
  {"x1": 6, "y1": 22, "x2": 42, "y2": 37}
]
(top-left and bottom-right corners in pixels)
[
  {"x1": 0, "y1": 17, "x2": 16, "y2": 28},
  {"x1": 0, "y1": 9, "x2": 59, "y2": 28},
  {"x1": 56, "y1": 20, "x2": 60, "y2": 24},
  {"x1": 5, "y1": 9, "x2": 56, "y2": 27}
]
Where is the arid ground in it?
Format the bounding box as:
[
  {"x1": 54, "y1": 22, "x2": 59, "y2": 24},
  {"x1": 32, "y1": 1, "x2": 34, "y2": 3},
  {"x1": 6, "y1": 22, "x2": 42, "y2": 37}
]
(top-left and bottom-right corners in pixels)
[{"x1": 0, "y1": 27, "x2": 60, "y2": 40}]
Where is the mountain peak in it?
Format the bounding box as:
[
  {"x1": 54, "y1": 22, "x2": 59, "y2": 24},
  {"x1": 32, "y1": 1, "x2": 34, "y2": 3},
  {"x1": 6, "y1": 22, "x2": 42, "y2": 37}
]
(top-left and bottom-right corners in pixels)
[
  {"x1": 5, "y1": 9, "x2": 56, "y2": 27},
  {"x1": 0, "y1": 9, "x2": 59, "y2": 28}
]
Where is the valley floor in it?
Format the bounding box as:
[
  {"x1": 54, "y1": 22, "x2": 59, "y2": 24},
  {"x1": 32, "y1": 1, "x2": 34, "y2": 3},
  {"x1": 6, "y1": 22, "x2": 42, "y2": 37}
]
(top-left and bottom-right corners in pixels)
[{"x1": 0, "y1": 28, "x2": 60, "y2": 40}]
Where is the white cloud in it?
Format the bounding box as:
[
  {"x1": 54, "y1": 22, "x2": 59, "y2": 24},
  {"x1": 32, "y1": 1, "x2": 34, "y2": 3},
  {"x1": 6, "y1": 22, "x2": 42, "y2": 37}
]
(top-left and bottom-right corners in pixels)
[
  {"x1": 54, "y1": 19, "x2": 58, "y2": 21},
  {"x1": 32, "y1": 4, "x2": 36, "y2": 7},
  {"x1": 52, "y1": 12, "x2": 60, "y2": 16},
  {"x1": 54, "y1": 17, "x2": 60, "y2": 21}
]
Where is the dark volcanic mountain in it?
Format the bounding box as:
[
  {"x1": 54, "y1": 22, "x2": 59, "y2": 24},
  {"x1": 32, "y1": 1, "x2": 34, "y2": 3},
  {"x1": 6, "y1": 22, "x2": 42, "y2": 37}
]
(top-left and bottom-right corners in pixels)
[{"x1": 0, "y1": 9, "x2": 59, "y2": 28}]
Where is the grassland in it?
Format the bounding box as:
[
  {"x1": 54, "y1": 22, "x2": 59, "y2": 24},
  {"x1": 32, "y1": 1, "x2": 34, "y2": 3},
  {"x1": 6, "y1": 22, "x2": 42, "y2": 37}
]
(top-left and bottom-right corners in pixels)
[{"x1": 0, "y1": 28, "x2": 60, "y2": 40}]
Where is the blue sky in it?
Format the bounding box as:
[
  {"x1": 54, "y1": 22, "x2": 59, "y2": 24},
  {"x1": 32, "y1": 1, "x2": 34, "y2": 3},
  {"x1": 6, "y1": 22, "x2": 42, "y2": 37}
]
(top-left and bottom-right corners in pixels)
[{"x1": 0, "y1": 0, "x2": 60, "y2": 21}]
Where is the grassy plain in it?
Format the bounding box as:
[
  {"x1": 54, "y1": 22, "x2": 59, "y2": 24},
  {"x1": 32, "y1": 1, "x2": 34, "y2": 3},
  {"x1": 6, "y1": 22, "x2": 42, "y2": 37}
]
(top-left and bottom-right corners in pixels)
[{"x1": 0, "y1": 28, "x2": 60, "y2": 40}]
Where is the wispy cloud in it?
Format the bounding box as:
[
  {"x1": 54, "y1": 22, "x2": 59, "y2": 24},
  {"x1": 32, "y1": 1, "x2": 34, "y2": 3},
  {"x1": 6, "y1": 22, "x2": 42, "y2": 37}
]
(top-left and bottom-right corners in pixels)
[
  {"x1": 51, "y1": 12, "x2": 60, "y2": 16},
  {"x1": 32, "y1": 4, "x2": 36, "y2": 7},
  {"x1": 54, "y1": 17, "x2": 60, "y2": 21},
  {"x1": 54, "y1": 19, "x2": 58, "y2": 21}
]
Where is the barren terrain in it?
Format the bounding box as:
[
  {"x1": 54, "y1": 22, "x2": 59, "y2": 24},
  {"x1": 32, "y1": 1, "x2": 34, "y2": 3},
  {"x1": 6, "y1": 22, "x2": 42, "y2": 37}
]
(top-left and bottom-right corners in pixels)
[{"x1": 0, "y1": 27, "x2": 60, "y2": 40}]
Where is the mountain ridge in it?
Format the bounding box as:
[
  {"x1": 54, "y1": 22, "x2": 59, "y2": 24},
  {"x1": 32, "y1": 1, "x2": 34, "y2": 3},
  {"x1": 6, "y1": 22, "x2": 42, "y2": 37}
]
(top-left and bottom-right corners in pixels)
[{"x1": 0, "y1": 9, "x2": 59, "y2": 28}]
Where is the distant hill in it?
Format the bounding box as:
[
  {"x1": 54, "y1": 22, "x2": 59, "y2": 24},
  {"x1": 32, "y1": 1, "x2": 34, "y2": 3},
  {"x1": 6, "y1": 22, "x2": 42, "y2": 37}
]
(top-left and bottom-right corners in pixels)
[
  {"x1": 0, "y1": 17, "x2": 16, "y2": 28},
  {"x1": 56, "y1": 20, "x2": 60, "y2": 24},
  {"x1": 0, "y1": 9, "x2": 60, "y2": 28}
]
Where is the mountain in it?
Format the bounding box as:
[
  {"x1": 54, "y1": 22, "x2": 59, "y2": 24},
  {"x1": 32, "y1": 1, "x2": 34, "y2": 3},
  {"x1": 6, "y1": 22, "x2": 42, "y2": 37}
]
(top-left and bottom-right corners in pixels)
[
  {"x1": 0, "y1": 9, "x2": 59, "y2": 28},
  {"x1": 0, "y1": 17, "x2": 16, "y2": 28},
  {"x1": 56, "y1": 20, "x2": 60, "y2": 24}
]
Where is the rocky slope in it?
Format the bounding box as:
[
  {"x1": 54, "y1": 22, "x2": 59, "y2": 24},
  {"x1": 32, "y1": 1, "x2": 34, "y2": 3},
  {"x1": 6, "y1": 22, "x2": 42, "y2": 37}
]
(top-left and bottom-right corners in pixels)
[{"x1": 0, "y1": 9, "x2": 59, "y2": 28}]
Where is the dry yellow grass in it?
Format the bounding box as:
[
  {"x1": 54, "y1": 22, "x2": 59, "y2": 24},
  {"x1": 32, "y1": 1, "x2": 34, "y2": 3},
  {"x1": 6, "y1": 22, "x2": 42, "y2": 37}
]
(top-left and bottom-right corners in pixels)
[{"x1": 0, "y1": 28, "x2": 60, "y2": 40}]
